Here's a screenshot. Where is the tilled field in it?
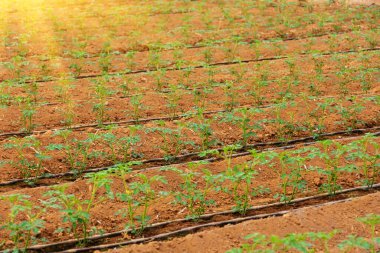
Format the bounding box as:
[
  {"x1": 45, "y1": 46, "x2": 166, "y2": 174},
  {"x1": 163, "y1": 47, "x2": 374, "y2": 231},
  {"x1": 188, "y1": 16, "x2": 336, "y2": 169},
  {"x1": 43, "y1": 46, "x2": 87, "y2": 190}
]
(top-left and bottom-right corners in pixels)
[{"x1": 0, "y1": 0, "x2": 379, "y2": 252}]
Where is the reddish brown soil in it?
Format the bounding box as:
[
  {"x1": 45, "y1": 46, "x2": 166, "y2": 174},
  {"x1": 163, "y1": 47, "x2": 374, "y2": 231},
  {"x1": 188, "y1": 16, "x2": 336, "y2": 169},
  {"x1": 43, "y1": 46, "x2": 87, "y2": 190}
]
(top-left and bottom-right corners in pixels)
[
  {"x1": 1, "y1": 2, "x2": 377, "y2": 59},
  {"x1": 0, "y1": 137, "x2": 378, "y2": 246},
  {"x1": 1, "y1": 29, "x2": 378, "y2": 81},
  {"x1": 0, "y1": 1, "x2": 379, "y2": 252},
  {"x1": 1, "y1": 97, "x2": 379, "y2": 181},
  {"x1": 109, "y1": 191, "x2": 380, "y2": 253},
  {"x1": 0, "y1": 50, "x2": 379, "y2": 133}
]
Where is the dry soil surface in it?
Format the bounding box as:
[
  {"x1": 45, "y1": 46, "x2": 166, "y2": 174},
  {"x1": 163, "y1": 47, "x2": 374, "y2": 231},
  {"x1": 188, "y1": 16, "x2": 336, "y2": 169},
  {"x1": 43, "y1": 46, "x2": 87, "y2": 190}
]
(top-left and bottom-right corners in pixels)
[{"x1": 109, "y1": 192, "x2": 380, "y2": 253}]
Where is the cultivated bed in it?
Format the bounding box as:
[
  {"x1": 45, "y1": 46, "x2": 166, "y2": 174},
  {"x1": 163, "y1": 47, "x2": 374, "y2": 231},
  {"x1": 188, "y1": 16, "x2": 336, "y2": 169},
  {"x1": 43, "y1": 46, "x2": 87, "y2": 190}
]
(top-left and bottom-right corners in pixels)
[{"x1": 0, "y1": 0, "x2": 379, "y2": 252}]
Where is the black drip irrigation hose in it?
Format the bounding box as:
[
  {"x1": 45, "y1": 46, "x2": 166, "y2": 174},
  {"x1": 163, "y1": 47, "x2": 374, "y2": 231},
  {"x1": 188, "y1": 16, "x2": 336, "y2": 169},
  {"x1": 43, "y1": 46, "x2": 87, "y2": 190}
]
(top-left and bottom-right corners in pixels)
[
  {"x1": 0, "y1": 126, "x2": 379, "y2": 187},
  {"x1": 31, "y1": 47, "x2": 380, "y2": 84},
  {"x1": 140, "y1": 129, "x2": 380, "y2": 173},
  {"x1": 1, "y1": 90, "x2": 379, "y2": 141},
  {"x1": 0, "y1": 106, "x2": 251, "y2": 140},
  {"x1": 3, "y1": 60, "x2": 378, "y2": 110},
  {"x1": 3, "y1": 25, "x2": 371, "y2": 62},
  {"x1": 0, "y1": 85, "x2": 231, "y2": 107},
  {"x1": 56, "y1": 198, "x2": 360, "y2": 253},
  {"x1": 3, "y1": 1, "x2": 379, "y2": 60},
  {"x1": 0, "y1": 25, "x2": 370, "y2": 69},
  {"x1": 0, "y1": 92, "x2": 288, "y2": 139},
  {"x1": 19, "y1": 183, "x2": 380, "y2": 253},
  {"x1": 3, "y1": 40, "x2": 379, "y2": 85}
]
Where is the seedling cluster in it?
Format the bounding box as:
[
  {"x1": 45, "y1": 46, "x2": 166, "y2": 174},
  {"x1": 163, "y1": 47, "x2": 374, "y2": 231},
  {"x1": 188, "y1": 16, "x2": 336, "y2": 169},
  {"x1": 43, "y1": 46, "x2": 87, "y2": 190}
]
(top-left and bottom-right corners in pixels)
[{"x1": 0, "y1": 0, "x2": 379, "y2": 252}]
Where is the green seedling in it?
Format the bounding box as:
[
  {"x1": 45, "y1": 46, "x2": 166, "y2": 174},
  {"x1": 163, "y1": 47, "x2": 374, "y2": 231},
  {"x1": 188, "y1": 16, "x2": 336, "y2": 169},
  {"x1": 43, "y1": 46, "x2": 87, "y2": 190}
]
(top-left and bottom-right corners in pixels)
[
  {"x1": 112, "y1": 163, "x2": 167, "y2": 232},
  {"x1": 308, "y1": 140, "x2": 353, "y2": 195},
  {"x1": 187, "y1": 109, "x2": 217, "y2": 151},
  {"x1": 222, "y1": 161, "x2": 269, "y2": 214},
  {"x1": 16, "y1": 96, "x2": 38, "y2": 133},
  {"x1": 91, "y1": 75, "x2": 115, "y2": 126},
  {"x1": 164, "y1": 161, "x2": 218, "y2": 220},
  {"x1": 4, "y1": 136, "x2": 50, "y2": 181},
  {"x1": 128, "y1": 94, "x2": 146, "y2": 121},
  {"x1": 164, "y1": 84, "x2": 183, "y2": 118},
  {"x1": 219, "y1": 108, "x2": 262, "y2": 146},
  {"x1": 0, "y1": 194, "x2": 46, "y2": 251},
  {"x1": 357, "y1": 214, "x2": 380, "y2": 253},
  {"x1": 146, "y1": 121, "x2": 192, "y2": 161},
  {"x1": 221, "y1": 80, "x2": 241, "y2": 111},
  {"x1": 99, "y1": 125, "x2": 141, "y2": 163},
  {"x1": 274, "y1": 149, "x2": 307, "y2": 203},
  {"x1": 346, "y1": 134, "x2": 379, "y2": 188},
  {"x1": 45, "y1": 171, "x2": 113, "y2": 242},
  {"x1": 99, "y1": 42, "x2": 112, "y2": 73},
  {"x1": 338, "y1": 235, "x2": 372, "y2": 252},
  {"x1": 47, "y1": 130, "x2": 101, "y2": 173},
  {"x1": 307, "y1": 230, "x2": 340, "y2": 253}
]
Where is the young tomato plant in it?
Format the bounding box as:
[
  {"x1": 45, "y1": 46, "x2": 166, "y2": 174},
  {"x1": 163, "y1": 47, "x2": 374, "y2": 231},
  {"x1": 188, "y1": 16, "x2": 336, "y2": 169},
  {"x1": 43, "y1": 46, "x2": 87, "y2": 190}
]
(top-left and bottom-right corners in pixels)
[
  {"x1": 112, "y1": 163, "x2": 167, "y2": 232},
  {"x1": 163, "y1": 84, "x2": 183, "y2": 118},
  {"x1": 46, "y1": 130, "x2": 77, "y2": 170},
  {"x1": 307, "y1": 230, "x2": 340, "y2": 253},
  {"x1": 221, "y1": 144, "x2": 241, "y2": 170},
  {"x1": 47, "y1": 131, "x2": 101, "y2": 173},
  {"x1": 54, "y1": 75, "x2": 77, "y2": 126},
  {"x1": 338, "y1": 235, "x2": 373, "y2": 252},
  {"x1": 148, "y1": 50, "x2": 167, "y2": 71},
  {"x1": 117, "y1": 74, "x2": 136, "y2": 97},
  {"x1": 311, "y1": 54, "x2": 325, "y2": 84},
  {"x1": 16, "y1": 96, "x2": 38, "y2": 133},
  {"x1": 128, "y1": 94, "x2": 146, "y2": 121},
  {"x1": 309, "y1": 98, "x2": 335, "y2": 135},
  {"x1": 346, "y1": 134, "x2": 379, "y2": 188},
  {"x1": 99, "y1": 125, "x2": 142, "y2": 163},
  {"x1": 45, "y1": 171, "x2": 113, "y2": 242},
  {"x1": 3, "y1": 136, "x2": 50, "y2": 181},
  {"x1": 0, "y1": 194, "x2": 46, "y2": 251},
  {"x1": 356, "y1": 214, "x2": 380, "y2": 253},
  {"x1": 187, "y1": 109, "x2": 217, "y2": 151},
  {"x1": 308, "y1": 140, "x2": 353, "y2": 195},
  {"x1": 334, "y1": 97, "x2": 365, "y2": 131},
  {"x1": 164, "y1": 161, "x2": 219, "y2": 220},
  {"x1": 149, "y1": 68, "x2": 168, "y2": 91},
  {"x1": 221, "y1": 80, "x2": 242, "y2": 111},
  {"x1": 222, "y1": 160, "x2": 269, "y2": 214},
  {"x1": 180, "y1": 66, "x2": 194, "y2": 87},
  {"x1": 110, "y1": 163, "x2": 138, "y2": 232},
  {"x1": 267, "y1": 101, "x2": 299, "y2": 141},
  {"x1": 246, "y1": 64, "x2": 269, "y2": 105},
  {"x1": 199, "y1": 144, "x2": 241, "y2": 171},
  {"x1": 91, "y1": 75, "x2": 115, "y2": 126},
  {"x1": 228, "y1": 232, "x2": 313, "y2": 253},
  {"x1": 274, "y1": 149, "x2": 308, "y2": 203},
  {"x1": 190, "y1": 82, "x2": 214, "y2": 110},
  {"x1": 146, "y1": 120, "x2": 192, "y2": 161},
  {"x1": 99, "y1": 42, "x2": 112, "y2": 74},
  {"x1": 219, "y1": 108, "x2": 262, "y2": 147}
]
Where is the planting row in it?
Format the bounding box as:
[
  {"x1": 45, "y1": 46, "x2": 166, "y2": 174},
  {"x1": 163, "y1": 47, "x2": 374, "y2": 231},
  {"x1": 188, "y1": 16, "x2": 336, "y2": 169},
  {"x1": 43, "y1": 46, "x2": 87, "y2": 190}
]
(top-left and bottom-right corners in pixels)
[
  {"x1": 1, "y1": 0, "x2": 379, "y2": 252},
  {"x1": 1, "y1": 95, "x2": 379, "y2": 180},
  {"x1": 1, "y1": 1, "x2": 378, "y2": 59},
  {"x1": 227, "y1": 216, "x2": 380, "y2": 253},
  {"x1": 1, "y1": 27, "x2": 378, "y2": 82},
  {"x1": 108, "y1": 191, "x2": 380, "y2": 253},
  {"x1": 1, "y1": 48, "x2": 378, "y2": 106},
  {"x1": 1, "y1": 50, "x2": 379, "y2": 133},
  {"x1": 0, "y1": 135, "x2": 378, "y2": 251}
]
